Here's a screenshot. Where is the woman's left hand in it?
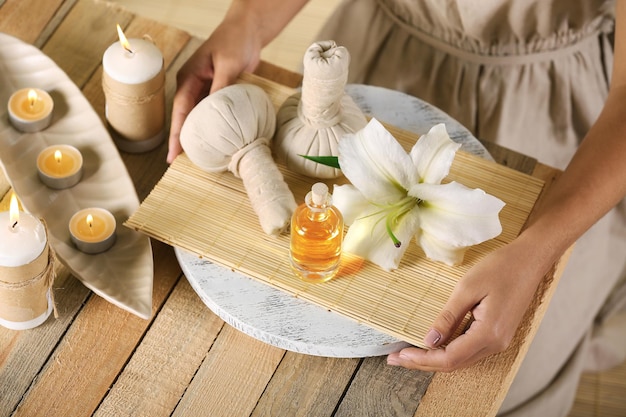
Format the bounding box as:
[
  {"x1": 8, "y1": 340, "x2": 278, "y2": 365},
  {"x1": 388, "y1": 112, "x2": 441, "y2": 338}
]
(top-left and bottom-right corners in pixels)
[{"x1": 387, "y1": 236, "x2": 546, "y2": 372}]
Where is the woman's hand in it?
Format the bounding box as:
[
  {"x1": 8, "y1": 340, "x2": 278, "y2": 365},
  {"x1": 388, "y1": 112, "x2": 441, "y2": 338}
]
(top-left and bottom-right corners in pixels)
[
  {"x1": 167, "y1": 0, "x2": 309, "y2": 164},
  {"x1": 167, "y1": 19, "x2": 263, "y2": 163},
  {"x1": 387, "y1": 235, "x2": 547, "y2": 372}
]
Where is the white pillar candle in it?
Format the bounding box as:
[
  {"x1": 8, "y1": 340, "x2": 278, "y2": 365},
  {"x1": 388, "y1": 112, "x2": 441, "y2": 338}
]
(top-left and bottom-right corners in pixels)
[
  {"x1": 69, "y1": 208, "x2": 117, "y2": 254},
  {"x1": 102, "y1": 25, "x2": 165, "y2": 153},
  {"x1": 0, "y1": 194, "x2": 53, "y2": 330},
  {"x1": 37, "y1": 145, "x2": 84, "y2": 189},
  {"x1": 0, "y1": 200, "x2": 46, "y2": 266},
  {"x1": 7, "y1": 88, "x2": 54, "y2": 133}
]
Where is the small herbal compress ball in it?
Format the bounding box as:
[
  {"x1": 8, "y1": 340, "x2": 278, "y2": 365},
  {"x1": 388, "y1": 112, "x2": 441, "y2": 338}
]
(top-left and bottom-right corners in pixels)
[{"x1": 180, "y1": 84, "x2": 297, "y2": 236}]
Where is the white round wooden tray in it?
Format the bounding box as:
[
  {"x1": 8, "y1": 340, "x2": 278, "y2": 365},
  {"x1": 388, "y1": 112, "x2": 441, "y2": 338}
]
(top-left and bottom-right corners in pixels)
[{"x1": 178, "y1": 84, "x2": 490, "y2": 357}]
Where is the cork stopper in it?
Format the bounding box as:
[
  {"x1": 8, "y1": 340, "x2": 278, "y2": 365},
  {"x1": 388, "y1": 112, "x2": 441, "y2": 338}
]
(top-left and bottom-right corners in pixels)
[{"x1": 311, "y1": 182, "x2": 329, "y2": 206}]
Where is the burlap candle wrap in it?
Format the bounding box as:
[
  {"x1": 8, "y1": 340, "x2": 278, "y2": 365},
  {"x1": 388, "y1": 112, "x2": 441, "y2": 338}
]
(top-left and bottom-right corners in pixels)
[
  {"x1": 0, "y1": 225, "x2": 56, "y2": 330},
  {"x1": 102, "y1": 66, "x2": 165, "y2": 153}
]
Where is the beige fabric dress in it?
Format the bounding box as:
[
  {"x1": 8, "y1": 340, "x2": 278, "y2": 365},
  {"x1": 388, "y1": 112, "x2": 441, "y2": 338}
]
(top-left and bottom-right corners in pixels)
[{"x1": 316, "y1": 1, "x2": 626, "y2": 416}]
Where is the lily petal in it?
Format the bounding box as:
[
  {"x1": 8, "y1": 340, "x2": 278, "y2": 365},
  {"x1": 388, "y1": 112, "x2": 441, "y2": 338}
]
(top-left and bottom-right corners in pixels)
[
  {"x1": 343, "y1": 205, "x2": 421, "y2": 271},
  {"x1": 338, "y1": 118, "x2": 415, "y2": 203},
  {"x1": 410, "y1": 182, "x2": 505, "y2": 247},
  {"x1": 410, "y1": 123, "x2": 460, "y2": 184},
  {"x1": 417, "y1": 229, "x2": 468, "y2": 266},
  {"x1": 332, "y1": 184, "x2": 370, "y2": 225}
]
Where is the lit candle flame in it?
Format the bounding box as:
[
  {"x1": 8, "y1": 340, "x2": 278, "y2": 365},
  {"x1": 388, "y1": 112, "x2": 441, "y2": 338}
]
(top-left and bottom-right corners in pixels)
[
  {"x1": 86, "y1": 214, "x2": 94, "y2": 229},
  {"x1": 9, "y1": 192, "x2": 19, "y2": 229},
  {"x1": 27, "y1": 89, "x2": 38, "y2": 108},
  {"x1": 116, "y1": 24, "x2": 134, "y2": 54},
  {"x1": 54, "y1": 150, "x2": 62, "y2": 164}
]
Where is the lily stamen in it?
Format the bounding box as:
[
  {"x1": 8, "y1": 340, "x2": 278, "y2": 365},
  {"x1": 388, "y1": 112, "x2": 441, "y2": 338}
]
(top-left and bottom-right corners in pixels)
[
  {"x1": 384, "y1": 196, "x2": 420, "y2": 248},
  {"x1": 386, "y1": 216, "x2": 402, "y2": 248}
]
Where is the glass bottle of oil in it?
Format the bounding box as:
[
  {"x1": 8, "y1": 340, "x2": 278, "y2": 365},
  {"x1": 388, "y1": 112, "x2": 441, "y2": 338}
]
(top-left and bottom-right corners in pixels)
[{"x1": 290, "y1": 182, "x2": 343, "y2": 283}]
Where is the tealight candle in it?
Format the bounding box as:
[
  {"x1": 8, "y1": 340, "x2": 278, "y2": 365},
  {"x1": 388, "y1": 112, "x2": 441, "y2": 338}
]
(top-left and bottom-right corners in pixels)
[
  {"x1": 69, "y1": 208, "x2": 117, "y2": 254},
  {"x1": 102, "y1": 24, "x2": 165, "y2": 153},
  {"x1": 37, "y1": 145, "x2": 84, "y2": 189},
  {"x1": 0, "y1": 193, "x2": 54, "y2": 330},
  {"x1": 7, "y1": 88, "x2": 54, "y2": 133}
]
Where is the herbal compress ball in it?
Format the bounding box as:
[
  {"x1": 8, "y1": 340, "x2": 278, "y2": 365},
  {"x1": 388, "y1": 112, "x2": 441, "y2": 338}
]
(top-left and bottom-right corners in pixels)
[
  {"x1": 180, "y1": 84, "x2": 297, "y2": 236},
  {"x1": 273, "y1": 41, "x2": 368, "y2": 179}
]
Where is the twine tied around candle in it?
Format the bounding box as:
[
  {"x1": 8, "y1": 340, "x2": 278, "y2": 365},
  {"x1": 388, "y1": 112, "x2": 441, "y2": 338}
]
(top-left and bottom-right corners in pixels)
[{"x1": 101, "y1": 74, "x2": 165, "y2": 106}]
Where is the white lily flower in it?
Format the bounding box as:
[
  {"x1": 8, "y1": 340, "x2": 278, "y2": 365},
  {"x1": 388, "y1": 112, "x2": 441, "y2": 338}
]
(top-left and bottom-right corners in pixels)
[{"x1": 333, "y1": 118, "x2": 505, "y2": 270}]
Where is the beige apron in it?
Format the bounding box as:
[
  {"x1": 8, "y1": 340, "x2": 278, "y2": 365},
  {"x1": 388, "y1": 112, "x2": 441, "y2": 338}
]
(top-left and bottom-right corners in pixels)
[{"x1": 316, "y1": 1, "x2": 626, "y2": 415}]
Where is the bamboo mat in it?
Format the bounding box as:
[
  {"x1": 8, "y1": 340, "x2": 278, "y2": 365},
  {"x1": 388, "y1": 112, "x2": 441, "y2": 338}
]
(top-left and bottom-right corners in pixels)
[{"x1": 125, "y1": 73, "x2": 545, "y2": 348}]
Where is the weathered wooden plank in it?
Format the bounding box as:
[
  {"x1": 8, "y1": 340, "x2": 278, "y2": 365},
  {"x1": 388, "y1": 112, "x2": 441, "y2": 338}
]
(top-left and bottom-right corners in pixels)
[
  {"x1": 94, "y1": 278, "x2": 224, "y2": 417},
  {"x1": 335, "y1": 357, "x2": 433, "y2": 417},
  {"x1": 251, "y1": 352, "x2": 361, "y2": 417},
  {"x1": 0, "y1": 267, "x2": 91, "y2": 417},
  {"x1": 173, "y1": 325, "x2": 286, "y2": 417},
  {"x1": 12, "y1": 240, "x2": 182, "y2": 417},
  {"x1": 255, "y1": 61, "x2": 303, "y2": 89},
  {"x1": 31, "y1": 0, "x2": 78, "y2": 49},
  {"x1": 0, "y1": 0, "x2": 66, "y2": 44},
  {"x1": 530, "y1": 162, "x2": 562, "y2": 190},
  {"x1": 41, "y1": 0, "x2": 133, "y2": 88}
]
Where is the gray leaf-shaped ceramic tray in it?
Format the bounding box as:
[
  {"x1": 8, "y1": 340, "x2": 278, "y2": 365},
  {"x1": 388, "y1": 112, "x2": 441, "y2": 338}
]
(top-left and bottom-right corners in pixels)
[{"x1": 0, "y1": 33, "x2": 153, "y2": 319}]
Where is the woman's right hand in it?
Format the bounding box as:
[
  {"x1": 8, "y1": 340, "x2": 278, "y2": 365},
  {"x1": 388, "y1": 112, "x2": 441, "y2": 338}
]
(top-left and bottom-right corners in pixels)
[
  {"x1": 167, "y1": 0, "x2": 309, "y2": 163},
  {"x1": 167, "y1": 16, "x2": 263, "y2": 163}
]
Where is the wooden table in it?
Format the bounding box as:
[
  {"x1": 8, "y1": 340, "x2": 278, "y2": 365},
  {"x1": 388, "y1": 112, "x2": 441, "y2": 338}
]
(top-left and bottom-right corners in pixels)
[{"x1": 0, "y1": 1, "x2": 569, "y2": 416}]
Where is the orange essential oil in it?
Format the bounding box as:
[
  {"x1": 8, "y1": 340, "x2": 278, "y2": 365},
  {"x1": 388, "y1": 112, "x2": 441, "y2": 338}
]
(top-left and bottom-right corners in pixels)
[{"x1": 290, "y1": 182, "x2": 343, "y2": 283}]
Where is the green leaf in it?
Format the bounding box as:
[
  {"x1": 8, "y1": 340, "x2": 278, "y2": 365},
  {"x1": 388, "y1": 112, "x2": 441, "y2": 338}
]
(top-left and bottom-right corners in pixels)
[{"x1": 299, "y1": 155, "x2": 341, "y2": 169}]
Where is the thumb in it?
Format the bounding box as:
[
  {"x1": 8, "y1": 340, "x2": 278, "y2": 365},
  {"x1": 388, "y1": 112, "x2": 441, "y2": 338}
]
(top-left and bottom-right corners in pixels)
[
  {"x1": 425, "y1": 290, "x2": 478, "y2": 348},
  {"x1": 209, "y1": 68, "x2": 238, "y2": 95}
]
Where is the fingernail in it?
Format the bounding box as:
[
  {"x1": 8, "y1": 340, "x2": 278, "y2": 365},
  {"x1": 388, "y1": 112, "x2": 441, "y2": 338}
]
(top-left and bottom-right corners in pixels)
[
  {"x1": 424, "y1": 329, "x2": 442, "y2": 347},
  {"x1": 387, "y1": 355, "x2": 400, "y2": 366}
]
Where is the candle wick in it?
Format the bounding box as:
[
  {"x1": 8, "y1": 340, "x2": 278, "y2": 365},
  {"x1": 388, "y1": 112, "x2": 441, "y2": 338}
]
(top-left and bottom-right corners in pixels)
[
  {"x1": 124, "y1": 46, "x2": 135, "y2": 55},
  {"x1": 12, "y1": 221, "x2": 17, "y2": 229}
]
